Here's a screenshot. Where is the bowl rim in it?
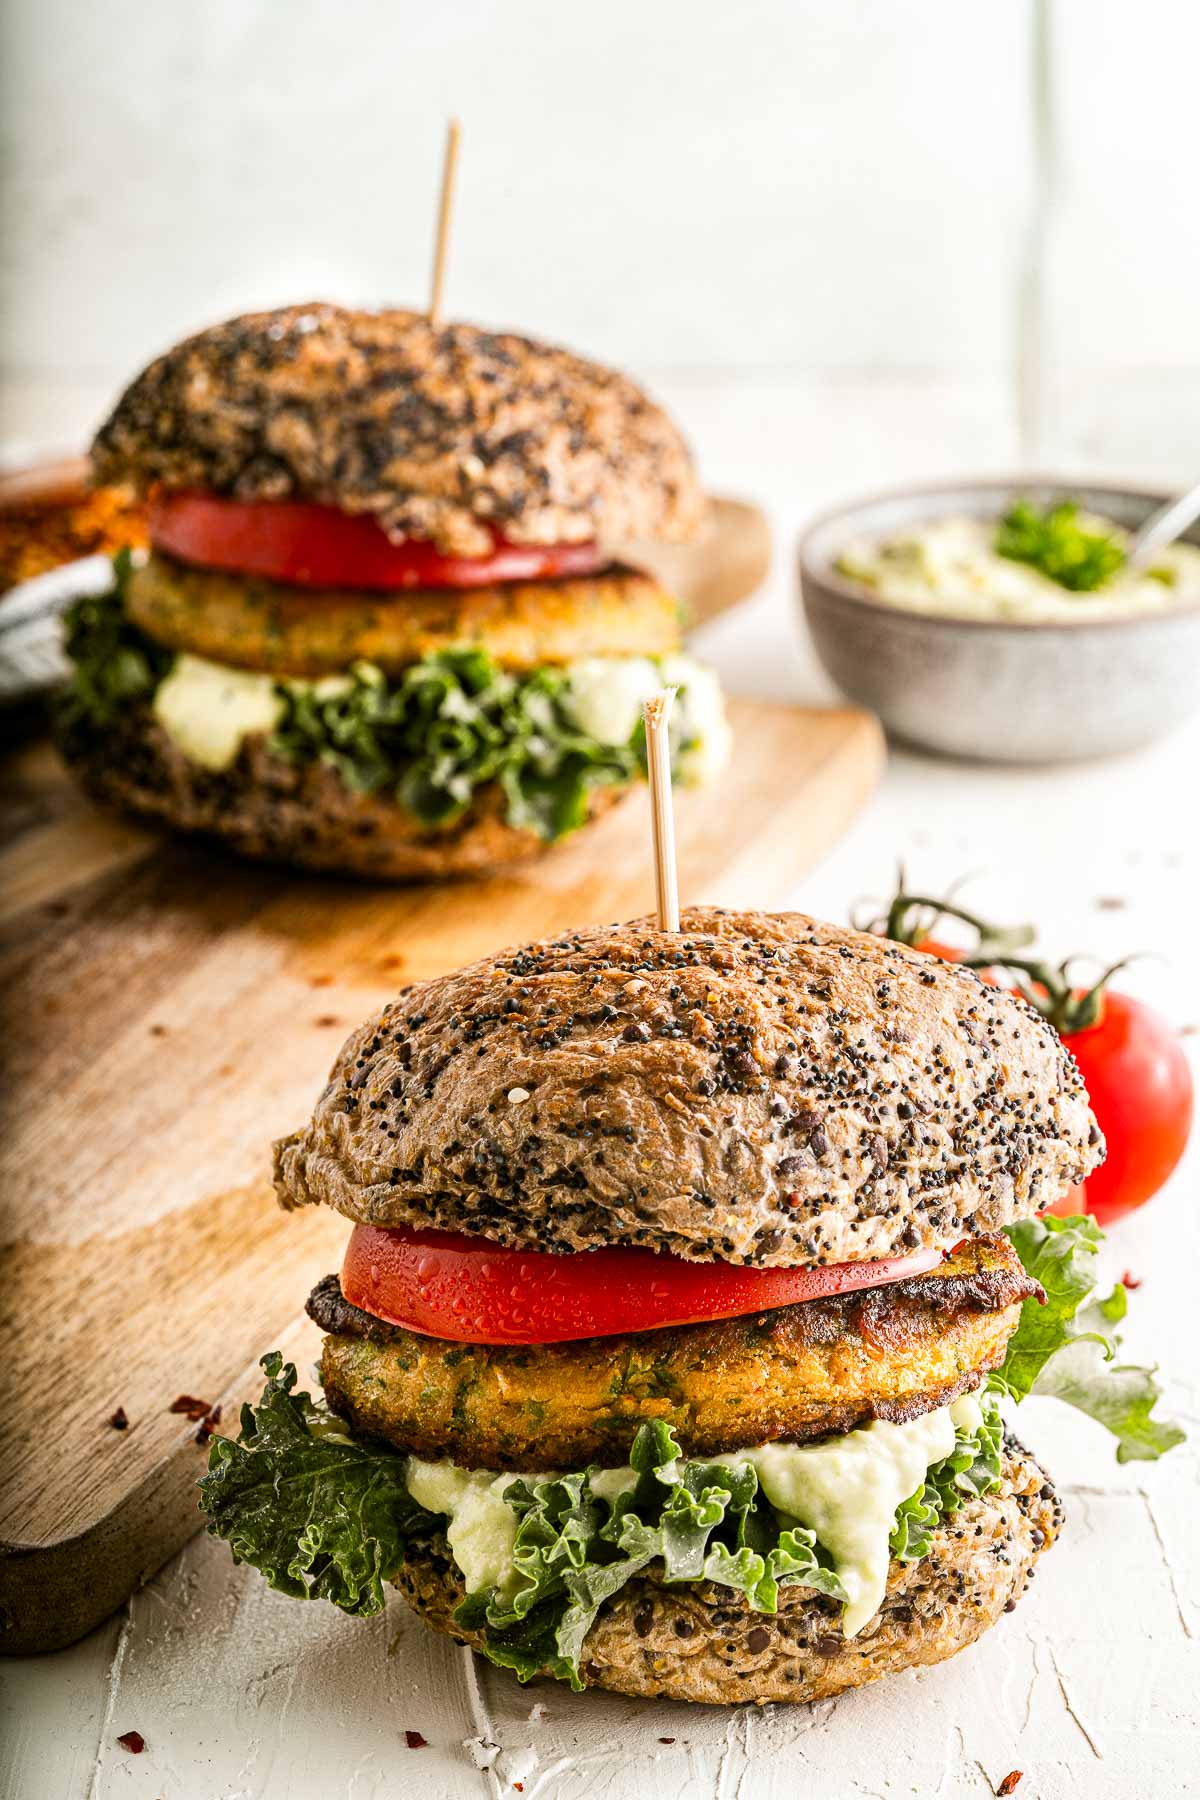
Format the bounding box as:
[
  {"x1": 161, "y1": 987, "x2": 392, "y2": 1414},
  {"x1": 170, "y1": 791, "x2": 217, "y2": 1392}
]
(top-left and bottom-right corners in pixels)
[{"x1": 796, "y1": 473, "x2": 1200, "y2": 633}]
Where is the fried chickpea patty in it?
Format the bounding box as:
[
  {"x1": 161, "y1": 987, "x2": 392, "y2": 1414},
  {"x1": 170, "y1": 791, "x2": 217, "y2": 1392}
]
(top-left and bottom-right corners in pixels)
[
  {"x1": 124, "y1": 550, "x2": 681, "y2": 677},
  {"x1": 311, "y1": 1235, "x2": 1039, "y2": 1470}
]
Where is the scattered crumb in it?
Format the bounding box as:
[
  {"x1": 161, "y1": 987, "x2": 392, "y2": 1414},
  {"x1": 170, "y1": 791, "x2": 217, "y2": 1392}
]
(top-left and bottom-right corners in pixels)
[
  {"x1": 310, "y1": 973, "x2": 334, "y2": 988},
  {"x1": 404, "y1": 1729, "x2": 428, "y2": 1749},
  {"x1": 1121, "y1": 1270, "x2": 1143, "y2": 1290},
  {"x1": 169, "y1": 1395, "x2": 212, "y2": 1421},
  {"x1": 379, "y1": 954, "x2": 405, "y2": 970},
  {"x1": 1094, "y1": 897, "x2": 1126, "y2": 911},
  {"x1": 996, "y1": 1775, "x2": 1023, "y2": 1797},
  {"x1": 109, "y1": 1407, "x2": 129, "y2": 1431},
  {"x1": 149, "y1": 1023, "x2": 167, "y2": 1037},
  {"x1": 42, "y1": 900, "x2": 70, "y2": 918},
  {"x1": 116, "y1": 1731, "x2": 145, "y2": 1754},
  {"x1": 527, "y1": 1703, "x2": 548, "y2": 1724},
  {"x1": 659, "y1": 1735, "x2": 676, "y2": 1744},
  {"x1": 464, "y1": 1737, "x2": 500, "y2": 1770},
  {"x1": 314, "y1": 1015, "x2": 341, "y2": 1029},
  {"x1": 507, "y1": 1087, "x2": 531, "y2": 1104}
]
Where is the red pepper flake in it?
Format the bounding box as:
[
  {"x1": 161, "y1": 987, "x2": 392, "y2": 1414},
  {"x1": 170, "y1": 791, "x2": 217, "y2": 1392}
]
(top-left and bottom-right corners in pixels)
[
  {"x1": 996, "y1": 1774, "x2": 1023, "y2": 1797},
  {"x1": 1121, "y1": 1271, "x2": 1143, "y2": 1290},
  {"x1": 109, "y1": 1407, "x2": 129, "y2": 1430},
  {"x1": 170, "y1": 1395, "x2": 212, "y2": 1421},
  {"x1": 195, "y1": 1404, "x2": 223, "y2": 1445},
  {"x1": 513, "y1": 1787, "x2": 523, "y2": 1794},
  {"x1": 314, "y1": 1015, "x2": 341, "y2": 1029},
  {"x1": 116, "y1": 1731, "x2": 145, "y2": 1754},
  {"x1": 404, "y1": 1730, "x2": 427, "y2": 1749}
]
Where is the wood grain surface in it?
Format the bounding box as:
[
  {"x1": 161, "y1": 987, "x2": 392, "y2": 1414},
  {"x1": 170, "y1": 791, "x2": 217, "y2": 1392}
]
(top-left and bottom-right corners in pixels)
[{"x1": 0, "y1": 697, "x2": 882, "y2": 1654}]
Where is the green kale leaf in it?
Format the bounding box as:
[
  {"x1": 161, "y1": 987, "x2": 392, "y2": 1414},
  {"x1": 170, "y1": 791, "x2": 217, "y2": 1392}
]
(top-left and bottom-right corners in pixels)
[
  {"x1": 991, "y1": 1215, "x2": 1184, "y2": 1463},
  {"x1": 890, "y1": 1391, "x2": 1004, "y2": 1563},
  {"x1": 995, "y1": 499, "x2": 1125, "y2": 592},
  {"x1": 56, "y1": 554, "x2": 172, "y2": 730},
  {"x1": 198, "y1": 1354, "x2": 438, "y2": 1615},
  {"x1": 270, "y1": 652, "x2": 640, "y2": 841}
]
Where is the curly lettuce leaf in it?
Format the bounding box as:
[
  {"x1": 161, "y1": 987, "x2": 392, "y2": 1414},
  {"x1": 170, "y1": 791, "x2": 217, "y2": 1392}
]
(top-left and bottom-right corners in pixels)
[
  {"x1": 58, "y1": 579, "x2": 664, "y2": 842},
  {"x1": 56, "y1": 552, "x2": 172, "y2": 729},
  {"x1": 890, "y1": 1392, "x2": 1003, "y2": 1563},
  {"x1": 460, "y1": 1420, "x2": 845, "y2": 1689},
  {"x1": 198, "y1": 1354, "x2": 438, "y2": 1615},
  {"x1": 271, "y1": 651, "x2": 641, "y2": 841},
  {"x1": 992, "y1": 1216, "x2": 1184, "y2": 1464},
  {"x1": 202, "y1": 1367, "x2": 1023, "y2": 1687}
]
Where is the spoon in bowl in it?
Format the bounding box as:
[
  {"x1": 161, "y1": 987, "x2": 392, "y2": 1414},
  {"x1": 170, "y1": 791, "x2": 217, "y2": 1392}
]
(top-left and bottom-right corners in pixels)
[{"x1": 1124, "y1": 477, "x2": 1200, "y2": 574}]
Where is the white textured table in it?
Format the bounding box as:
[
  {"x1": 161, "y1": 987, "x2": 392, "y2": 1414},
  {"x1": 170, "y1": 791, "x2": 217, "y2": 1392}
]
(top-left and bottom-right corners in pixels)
[{"x1": 4, "y1": 398, "x2": 1199, "y2": 1797}]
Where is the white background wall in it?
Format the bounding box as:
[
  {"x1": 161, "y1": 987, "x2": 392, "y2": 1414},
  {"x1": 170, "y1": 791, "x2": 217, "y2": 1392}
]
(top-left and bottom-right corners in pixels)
[{"x1": 1, "y1": 0, "x2": 1196, "y2": 491}]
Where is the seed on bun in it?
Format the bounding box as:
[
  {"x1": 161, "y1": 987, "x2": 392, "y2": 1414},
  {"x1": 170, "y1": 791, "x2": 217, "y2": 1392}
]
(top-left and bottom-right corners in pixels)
[
  {"x1": 201, "y1": 906, "x2": 1175, "y2": 1715},
  {"x1": 91, "y1": 304, "x2": 706, "y2": 558},
  {"x1": 275, "y1": 907, "x2": 1102, "y2": 1263},
  {"x1": 58, "y1": 307, "x2": 727, "y2": 880}
]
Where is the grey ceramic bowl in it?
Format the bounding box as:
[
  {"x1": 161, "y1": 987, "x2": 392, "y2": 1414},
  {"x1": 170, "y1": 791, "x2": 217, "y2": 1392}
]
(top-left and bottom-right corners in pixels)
[{"x1": 798, "y1": 478, "x2": 1200, "y2": 763}]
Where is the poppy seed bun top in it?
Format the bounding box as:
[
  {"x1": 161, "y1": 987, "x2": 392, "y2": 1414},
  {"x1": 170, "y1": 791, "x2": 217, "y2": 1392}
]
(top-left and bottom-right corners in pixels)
[
  {"x1": 91, "y1": 304, "x2": 705, "y2": 557},
  {"x1": 274, "y1": 907, "x2": 1103, "y2": 1267}
]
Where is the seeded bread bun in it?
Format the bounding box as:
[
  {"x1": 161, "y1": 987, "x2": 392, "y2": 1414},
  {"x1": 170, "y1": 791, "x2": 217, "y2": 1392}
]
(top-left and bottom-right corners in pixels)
[
  {"x1": 393, "y1": 1433, "x2": 1061, "y2": 1706},
  {"x1": 57, "y1": 705, "x2": 628, "y2": 882},
  {"x1": 273, "y1": 907, "x2": 1103, "y2": 1265},
  {"x1": 90, "y1": 304, "x2": 705, "y2": 558}
]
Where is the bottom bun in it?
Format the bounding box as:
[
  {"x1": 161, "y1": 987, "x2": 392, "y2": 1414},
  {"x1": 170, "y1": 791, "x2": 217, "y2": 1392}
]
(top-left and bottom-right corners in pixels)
[
  {"x1": 394, "y1": 1433, "x2": 1061, "y2": 1705},
  {"x1": 57, "y1": 709, "x2": 628, "y2": 882}
]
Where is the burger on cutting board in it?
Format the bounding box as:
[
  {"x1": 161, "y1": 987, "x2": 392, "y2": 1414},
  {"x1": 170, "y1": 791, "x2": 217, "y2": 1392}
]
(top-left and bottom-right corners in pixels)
[
  {"x1": 200, "y1": 908, "x2": 1180, "y2": 1703},
  {"x1": 55, "y1": 305, "x2": 728, "y2": 878}
]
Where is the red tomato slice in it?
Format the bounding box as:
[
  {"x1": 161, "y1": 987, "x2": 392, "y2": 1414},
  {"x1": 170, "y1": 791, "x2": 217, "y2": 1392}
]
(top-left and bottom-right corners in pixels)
[
  {"x1": 340, "y1": 1224, "x2": 944, "y2": 1345},
  {"x1": 147, "y1": 491, "x2": 605, "y2": 590}
]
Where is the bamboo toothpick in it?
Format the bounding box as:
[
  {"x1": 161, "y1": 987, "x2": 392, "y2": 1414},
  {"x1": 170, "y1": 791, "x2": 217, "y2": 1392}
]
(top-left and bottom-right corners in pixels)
[
  {"x1": 428, "y1": 118, "x2": 461, "y2": 326},
  {"x1": 643, "y1": 688, "x2": 680, "y2": 932}
]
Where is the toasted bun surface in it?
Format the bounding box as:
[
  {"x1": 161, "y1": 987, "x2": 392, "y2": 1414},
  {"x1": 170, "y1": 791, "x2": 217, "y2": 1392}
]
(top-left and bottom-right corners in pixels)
[
  {"x1": 125, "y1": 551, "x2": 680, "y2": 676},
  {"x1": 274, "y1": 907, "x2": 1102, "y2": 1264},
  {"x1": 57, "y1": 707, "x2": 627, "y2": 882},
  {"x1": 91, "y1": 304, "x2": 705, "y2": 557},
  {"x1": 394, "y1": 1433, "x2": 1060, "y2": 1705}
]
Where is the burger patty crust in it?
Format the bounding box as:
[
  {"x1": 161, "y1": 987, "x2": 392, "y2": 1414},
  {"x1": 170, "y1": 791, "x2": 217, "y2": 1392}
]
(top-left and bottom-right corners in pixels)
[
  {"x1": 125, "y1": 551, "x2": 681, "y2": 677},
  {"x1": 58, "y1": 706, "x2": 628, "y2": 882},
  {"x1": 394, "y1": 1433, "x2": 1061, "y2": 1705},
  {"x1": 276, "y1": 907, "x2": 1102, "y2": 1267},
  {"x1": 311, "y1": 1236, "x2": 1039, "y2": 1469}
]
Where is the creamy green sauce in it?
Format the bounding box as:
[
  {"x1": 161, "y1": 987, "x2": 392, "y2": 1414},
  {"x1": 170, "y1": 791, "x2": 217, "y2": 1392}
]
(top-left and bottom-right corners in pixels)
[
  {"x1": 152, "y1": 653, "x2": 285, "y2": 769},
  {"x1": 407, "y1": 1394, "x2": 984, "y2": 1638},
  {"x1": 836, "y1": 513, "x2": 1200, "y2": 622},
  {"x1": 149, "y1": 648, "x2": 729, "y2": 779},
  {"x1": 404, "y1": 1460, "x2": 538, "y2": 1597}
]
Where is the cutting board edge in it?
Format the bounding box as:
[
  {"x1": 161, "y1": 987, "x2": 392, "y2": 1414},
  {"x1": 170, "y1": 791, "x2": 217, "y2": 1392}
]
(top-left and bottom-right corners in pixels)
[{"x1": 0, "y1": 1316, "x2": 316, "y2": 1656}]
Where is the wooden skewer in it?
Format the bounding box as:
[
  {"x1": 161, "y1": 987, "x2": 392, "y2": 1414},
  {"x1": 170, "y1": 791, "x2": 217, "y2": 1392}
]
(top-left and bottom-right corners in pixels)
[
  {"x1": 643, "y1": 688, "x2": 680, "y2": 932},
  {"x1": 428, "y1": 118, "x2": 461, "y2": 326}
]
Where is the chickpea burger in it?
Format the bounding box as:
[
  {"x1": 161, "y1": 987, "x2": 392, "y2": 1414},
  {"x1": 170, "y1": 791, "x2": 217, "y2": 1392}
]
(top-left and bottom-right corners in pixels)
[
  {"x1": 201, "y1": 909, "x2": 1181, "y2": 1703},
  {"x1": 56, "y1": 305, "x2": 727, "y2": 879}
]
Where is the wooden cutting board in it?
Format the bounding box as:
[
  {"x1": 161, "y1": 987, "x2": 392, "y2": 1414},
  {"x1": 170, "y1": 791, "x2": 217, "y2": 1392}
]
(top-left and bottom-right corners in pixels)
[{"x1": 0, "y1": 697, "x2": 883, "y2": 1654}]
